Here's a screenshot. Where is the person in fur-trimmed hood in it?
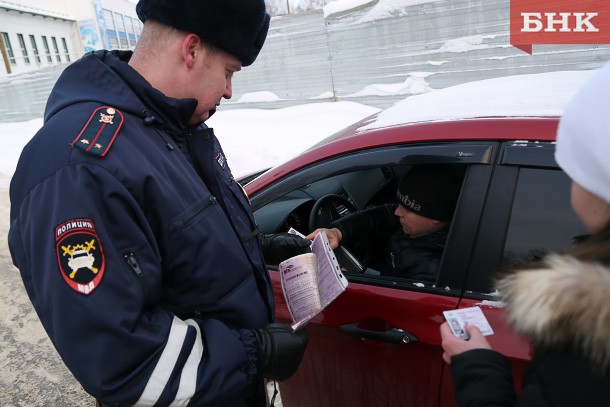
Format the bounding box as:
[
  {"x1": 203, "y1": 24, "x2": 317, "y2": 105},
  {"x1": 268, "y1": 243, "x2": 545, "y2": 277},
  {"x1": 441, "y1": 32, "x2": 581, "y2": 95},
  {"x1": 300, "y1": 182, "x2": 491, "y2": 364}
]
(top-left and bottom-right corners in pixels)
[{"x1": 439, "y1": 62, "x2": 610, "y2": 406}]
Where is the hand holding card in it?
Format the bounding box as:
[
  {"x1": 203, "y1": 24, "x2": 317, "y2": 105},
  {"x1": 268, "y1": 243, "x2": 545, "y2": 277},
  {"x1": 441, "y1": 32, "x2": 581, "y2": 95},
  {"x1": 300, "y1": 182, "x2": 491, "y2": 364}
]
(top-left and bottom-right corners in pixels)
[{"x1": 443, "y1": 306, "x2": 494, "y2": 340}]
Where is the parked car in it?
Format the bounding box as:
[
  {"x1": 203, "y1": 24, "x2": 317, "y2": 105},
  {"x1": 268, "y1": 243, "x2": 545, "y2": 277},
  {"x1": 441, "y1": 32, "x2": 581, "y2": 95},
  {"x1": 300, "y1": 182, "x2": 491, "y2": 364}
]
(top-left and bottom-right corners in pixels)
[{"x1": 243, "y1": 72, "x2": 591, "y2": 407}]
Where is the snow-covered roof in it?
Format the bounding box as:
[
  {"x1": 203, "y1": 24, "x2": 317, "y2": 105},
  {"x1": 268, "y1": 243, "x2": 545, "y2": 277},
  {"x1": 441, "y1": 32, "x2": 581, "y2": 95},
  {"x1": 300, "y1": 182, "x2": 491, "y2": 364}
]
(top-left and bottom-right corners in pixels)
[
  {"x1": 361, "y1": 70, "x2": 595, "y2": 130},
  {"x1": 324, "y1": 0, "x2": 441, "y2": 20},
  {"x1": 0, "y1": 0, "x2": 75, "y2": 21}
]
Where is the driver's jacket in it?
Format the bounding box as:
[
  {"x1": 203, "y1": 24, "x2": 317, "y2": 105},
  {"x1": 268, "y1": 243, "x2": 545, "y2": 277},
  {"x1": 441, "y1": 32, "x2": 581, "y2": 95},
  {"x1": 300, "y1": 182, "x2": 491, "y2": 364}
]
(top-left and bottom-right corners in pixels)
[
  {"x1": 8, "y1": 50, "x2": 274, "y2": 406},
  {"x1": 331, "y1": 204, "x2": 447, "y2": 282}
]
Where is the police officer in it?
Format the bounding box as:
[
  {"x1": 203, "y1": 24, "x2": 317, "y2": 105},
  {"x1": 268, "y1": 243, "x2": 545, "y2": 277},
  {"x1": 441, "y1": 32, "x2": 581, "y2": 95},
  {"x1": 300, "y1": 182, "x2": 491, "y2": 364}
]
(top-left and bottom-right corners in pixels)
[{"x1": 8, "y1": 1, "x2": 309, "y2": 405}]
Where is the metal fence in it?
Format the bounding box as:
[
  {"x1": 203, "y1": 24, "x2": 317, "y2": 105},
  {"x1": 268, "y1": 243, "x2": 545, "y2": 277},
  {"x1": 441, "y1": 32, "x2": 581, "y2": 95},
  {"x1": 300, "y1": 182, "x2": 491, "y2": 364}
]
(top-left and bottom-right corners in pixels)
[{"x1": 2, "y1": 0, "x2": 610, "y2": 122}]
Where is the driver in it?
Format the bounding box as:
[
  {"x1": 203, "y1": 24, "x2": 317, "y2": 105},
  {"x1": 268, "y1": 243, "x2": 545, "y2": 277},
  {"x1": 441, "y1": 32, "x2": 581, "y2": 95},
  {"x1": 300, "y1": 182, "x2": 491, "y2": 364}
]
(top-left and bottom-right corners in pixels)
[{"x1": 307, "y1": 164, "x2": 461, "y2": 282}]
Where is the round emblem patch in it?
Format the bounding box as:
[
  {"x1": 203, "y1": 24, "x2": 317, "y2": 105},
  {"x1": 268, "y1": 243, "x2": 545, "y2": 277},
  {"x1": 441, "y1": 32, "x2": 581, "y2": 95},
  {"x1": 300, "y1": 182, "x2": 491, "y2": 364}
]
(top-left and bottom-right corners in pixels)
[{"x1": 55, "y1": 218, "x2": 105, "y2": 295}]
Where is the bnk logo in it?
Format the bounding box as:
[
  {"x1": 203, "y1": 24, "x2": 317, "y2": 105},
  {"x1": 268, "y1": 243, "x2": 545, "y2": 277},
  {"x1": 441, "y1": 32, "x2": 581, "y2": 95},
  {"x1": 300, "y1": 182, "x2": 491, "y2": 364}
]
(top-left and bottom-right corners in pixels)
[
  {"x1": 510, "y1": 0, "x2": 610, "y2": 54},
  {"x1": 521, "y1": 12, "x2": 599, "y2": 32}
]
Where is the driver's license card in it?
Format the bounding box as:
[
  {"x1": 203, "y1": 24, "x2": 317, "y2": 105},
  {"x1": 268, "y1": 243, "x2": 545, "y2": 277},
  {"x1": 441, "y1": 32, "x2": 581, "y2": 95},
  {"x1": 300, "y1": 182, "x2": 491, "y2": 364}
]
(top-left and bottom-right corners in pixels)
[{"x1": 443, "y1": 307, "x2": 494, "y2": 340}]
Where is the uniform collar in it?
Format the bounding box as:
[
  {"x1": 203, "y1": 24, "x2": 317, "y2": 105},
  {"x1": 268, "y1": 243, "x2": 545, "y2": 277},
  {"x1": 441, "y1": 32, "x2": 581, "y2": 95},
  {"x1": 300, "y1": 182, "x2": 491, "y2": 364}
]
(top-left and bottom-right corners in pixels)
[{"x1": 102, "y1": 50, "x2": 198, "y2": 132}]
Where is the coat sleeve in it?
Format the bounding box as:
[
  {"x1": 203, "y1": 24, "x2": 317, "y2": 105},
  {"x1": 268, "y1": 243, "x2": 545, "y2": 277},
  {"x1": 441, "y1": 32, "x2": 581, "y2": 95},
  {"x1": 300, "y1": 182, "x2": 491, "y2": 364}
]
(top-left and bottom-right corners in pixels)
[
  {"x1": 9, "y1": 162, "x2": 260, "y2": 406},
  {"x1": 449, "y1": 349, "x2": 517, "y2": 407},
  {"x1": 330, "y1": 203, "x2": 398, "y2": 247}
]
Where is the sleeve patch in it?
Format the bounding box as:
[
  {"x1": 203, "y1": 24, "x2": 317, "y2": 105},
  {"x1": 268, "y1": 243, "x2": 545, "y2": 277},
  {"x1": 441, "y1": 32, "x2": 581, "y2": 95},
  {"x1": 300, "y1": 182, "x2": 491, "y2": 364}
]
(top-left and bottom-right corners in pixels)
[
  {"x1": 56, "y1": 218, "x2": 105, "y2": 295},
  {"x1": 71, "y1": 106, "x2": 124, "y2": 157}
]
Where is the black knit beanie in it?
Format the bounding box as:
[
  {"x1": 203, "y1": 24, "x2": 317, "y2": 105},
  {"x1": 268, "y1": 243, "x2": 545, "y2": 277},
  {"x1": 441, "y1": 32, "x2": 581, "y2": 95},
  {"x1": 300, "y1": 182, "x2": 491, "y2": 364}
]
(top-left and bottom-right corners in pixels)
[
  {"x1": 136, "y1": 0, "x2": 270, "y2": 66},
  {"x1": 396, "y1": 165, "x2": 461, "y2": 221}
]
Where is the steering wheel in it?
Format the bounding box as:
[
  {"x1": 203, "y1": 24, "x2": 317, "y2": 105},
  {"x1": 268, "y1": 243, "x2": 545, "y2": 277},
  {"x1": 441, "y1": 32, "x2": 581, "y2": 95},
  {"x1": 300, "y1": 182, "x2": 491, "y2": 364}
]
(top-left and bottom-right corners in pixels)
[
  {"x1": 309, "y1": 194, "x2": 358, "y2": 231},
  {"x1": 308, "y1": 194, "x2": 371, "y2": 272}
]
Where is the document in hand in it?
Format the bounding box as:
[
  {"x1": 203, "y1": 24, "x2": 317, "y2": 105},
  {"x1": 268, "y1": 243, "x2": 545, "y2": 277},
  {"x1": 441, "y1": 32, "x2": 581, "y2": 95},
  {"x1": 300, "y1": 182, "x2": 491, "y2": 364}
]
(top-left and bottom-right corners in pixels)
[
  {"x1": 443, "y1": 306, "x2": 494, "y2": 340},
  {"x1": 279, "y1": 232, "x2": 349, "y2": 330}
]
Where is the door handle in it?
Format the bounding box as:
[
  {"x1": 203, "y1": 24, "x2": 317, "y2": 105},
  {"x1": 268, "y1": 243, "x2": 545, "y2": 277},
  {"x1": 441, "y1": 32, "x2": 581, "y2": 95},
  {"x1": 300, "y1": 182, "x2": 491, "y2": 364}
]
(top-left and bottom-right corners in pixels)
[{"x1": 339, "y1": 323, "x2": 418, "y2": 344}]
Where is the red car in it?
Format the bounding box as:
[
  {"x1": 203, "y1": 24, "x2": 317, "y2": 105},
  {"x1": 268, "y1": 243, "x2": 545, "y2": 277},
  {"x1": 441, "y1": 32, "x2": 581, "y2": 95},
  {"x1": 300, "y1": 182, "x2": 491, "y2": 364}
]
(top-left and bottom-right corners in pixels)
[{"x1": 244, "y1": 73, "x2": 589, "y2": 406}]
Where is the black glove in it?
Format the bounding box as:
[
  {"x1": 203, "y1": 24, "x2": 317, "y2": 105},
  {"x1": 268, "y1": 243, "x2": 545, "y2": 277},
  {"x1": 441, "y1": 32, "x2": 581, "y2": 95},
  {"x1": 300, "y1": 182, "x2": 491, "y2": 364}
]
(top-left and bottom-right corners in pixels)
[
  {"x1": 261, "y1": 233, "x2": 311, "y2": 264},
  {"x1": 253, "y1": 323, "x2": 309, "y2": 381}
]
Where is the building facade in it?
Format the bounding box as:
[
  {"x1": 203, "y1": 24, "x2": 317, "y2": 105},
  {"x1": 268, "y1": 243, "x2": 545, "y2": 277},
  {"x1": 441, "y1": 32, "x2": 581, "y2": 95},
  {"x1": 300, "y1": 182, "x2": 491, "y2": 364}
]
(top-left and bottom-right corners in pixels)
[{"x1": 0, "y1": 0, "x2": 141, "y2": 76}]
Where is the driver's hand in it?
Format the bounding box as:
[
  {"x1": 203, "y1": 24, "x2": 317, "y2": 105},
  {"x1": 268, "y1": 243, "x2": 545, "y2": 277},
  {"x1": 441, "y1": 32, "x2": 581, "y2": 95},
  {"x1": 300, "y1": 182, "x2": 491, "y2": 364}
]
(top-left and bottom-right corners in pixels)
[{"x1": 306, "y1": 228, "x2": 342, "y2": 249}]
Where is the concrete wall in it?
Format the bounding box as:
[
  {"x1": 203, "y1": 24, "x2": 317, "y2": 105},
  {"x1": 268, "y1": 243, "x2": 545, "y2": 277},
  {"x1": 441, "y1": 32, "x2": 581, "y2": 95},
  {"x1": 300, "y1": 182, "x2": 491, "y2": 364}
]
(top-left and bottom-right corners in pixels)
[
  {"x1": 230, "y1": 0, "x2": 610, "y2": 110},
  {"x1": 2, "y1": 0, "x2": 610, "y2": 122}
]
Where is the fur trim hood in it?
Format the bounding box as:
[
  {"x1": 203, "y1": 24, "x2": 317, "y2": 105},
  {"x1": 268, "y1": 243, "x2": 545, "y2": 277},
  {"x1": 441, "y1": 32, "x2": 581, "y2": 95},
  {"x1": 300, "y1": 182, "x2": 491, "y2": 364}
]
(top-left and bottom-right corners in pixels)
[{"x1": 498, "y1": 254, "x2": 610, "y2": 370}]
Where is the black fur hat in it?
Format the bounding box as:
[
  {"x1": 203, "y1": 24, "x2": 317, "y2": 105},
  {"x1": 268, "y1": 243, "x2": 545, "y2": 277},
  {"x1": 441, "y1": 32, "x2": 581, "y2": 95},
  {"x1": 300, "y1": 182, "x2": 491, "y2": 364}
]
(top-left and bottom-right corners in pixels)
[{"x1": 136, "y1": 0, "x2": 270, "y2": 66}]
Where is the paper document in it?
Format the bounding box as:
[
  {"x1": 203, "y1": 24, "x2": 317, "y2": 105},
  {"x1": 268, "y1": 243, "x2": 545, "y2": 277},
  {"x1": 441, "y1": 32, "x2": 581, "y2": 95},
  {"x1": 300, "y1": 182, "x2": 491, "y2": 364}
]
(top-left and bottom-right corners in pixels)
[{"x1": 280, "y1": 230, "x2": 349, "y2": 330}]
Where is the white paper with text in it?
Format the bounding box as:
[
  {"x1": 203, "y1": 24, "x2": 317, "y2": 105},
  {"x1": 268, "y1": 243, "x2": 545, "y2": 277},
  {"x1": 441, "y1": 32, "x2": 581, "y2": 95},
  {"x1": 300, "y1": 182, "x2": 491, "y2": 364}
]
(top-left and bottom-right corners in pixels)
[{"x1": 280, "y1": 231, "x2": 348, "y2": 330}]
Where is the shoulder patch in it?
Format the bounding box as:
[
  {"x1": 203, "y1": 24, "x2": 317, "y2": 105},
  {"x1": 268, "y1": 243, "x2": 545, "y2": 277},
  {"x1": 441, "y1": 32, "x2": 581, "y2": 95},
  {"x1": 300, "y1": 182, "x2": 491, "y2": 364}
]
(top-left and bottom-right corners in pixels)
[
  {"x1": 71, "y1": 106, "x2": 124, "y2": 157},
  {"x1": 56, "y1": 218, "x2": 105, "y2": 295}
]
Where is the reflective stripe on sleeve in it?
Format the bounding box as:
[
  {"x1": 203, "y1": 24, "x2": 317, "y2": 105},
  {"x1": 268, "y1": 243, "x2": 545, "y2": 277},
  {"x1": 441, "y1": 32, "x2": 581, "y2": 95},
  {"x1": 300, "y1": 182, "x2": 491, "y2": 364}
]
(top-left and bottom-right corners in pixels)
[
  {"x1": 135, "y1": 316, "x2": 203, "y2": 406},
  {"x1": 171, "y1": 320, "x2": 203, "y2": 406}
]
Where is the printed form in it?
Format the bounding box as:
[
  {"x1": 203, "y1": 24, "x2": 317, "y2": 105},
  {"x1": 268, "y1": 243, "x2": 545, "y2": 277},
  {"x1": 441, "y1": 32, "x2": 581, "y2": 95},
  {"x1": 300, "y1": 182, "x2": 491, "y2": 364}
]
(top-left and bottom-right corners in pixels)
[{"x1": 280, "y1": 231, "x2": 348, "y2": 330}]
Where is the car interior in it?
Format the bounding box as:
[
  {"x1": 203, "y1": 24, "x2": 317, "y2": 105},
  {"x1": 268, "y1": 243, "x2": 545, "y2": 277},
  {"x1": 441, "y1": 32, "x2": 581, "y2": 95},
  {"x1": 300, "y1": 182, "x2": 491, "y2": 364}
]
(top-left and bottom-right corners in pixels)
[{"x1": 253, "y1": 163, "x2": 466, "y2": 280}]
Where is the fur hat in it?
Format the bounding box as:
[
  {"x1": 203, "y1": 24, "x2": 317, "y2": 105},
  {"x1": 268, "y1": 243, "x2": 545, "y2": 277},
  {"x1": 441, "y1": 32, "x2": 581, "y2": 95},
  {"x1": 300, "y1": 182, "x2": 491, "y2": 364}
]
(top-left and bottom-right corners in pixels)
[
  {"x1": 396, "y1": 165, "x2": 461, "y2": 221},
  {"x1": 135, "y1": 0, "x2": 270, "y2": 66},
  {"x1": 555, "y1": 62, "x2": 610, "y2": 205}
]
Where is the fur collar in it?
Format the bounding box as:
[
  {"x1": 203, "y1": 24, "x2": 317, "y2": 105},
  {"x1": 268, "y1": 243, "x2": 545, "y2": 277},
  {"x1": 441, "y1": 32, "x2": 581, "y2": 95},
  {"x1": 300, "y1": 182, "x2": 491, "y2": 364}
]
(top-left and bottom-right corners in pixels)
[{"x1": 497, "y1": 254, "x2": 610, "y2": 370}]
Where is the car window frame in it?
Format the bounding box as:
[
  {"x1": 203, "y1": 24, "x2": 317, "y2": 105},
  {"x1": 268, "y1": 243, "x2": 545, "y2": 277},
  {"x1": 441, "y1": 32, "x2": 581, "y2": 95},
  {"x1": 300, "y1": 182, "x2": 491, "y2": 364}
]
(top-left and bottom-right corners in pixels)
[
  {"x1": 462, "y1": 140, "x2": 581, "y2": 299},
  {"x1": 250, "y1": 141, "x2": 498, "y2": 295}
]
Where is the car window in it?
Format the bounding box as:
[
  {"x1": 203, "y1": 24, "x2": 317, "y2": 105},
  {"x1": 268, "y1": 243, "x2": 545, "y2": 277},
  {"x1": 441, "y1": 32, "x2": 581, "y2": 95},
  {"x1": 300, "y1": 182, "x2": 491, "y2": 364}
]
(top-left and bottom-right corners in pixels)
[
  {"x1": 501, "y1": 168, "x2": 586, "y2": 268},
  {"x1": 463, "y1": 142, "x2": 588, "y2": 297},
  {"x1": 257, "y1": 162, "x2": 468, "y2": 287},
  {"x1": 251, "y1": 142, "x2": 496, "y2": 295}
]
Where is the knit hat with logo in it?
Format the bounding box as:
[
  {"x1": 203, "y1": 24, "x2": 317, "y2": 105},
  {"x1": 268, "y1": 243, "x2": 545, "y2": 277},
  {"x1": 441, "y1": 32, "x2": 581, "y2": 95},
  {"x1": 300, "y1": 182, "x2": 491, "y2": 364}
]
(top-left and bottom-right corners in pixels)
[
  {"x1": 555, "y1": 61, "x2": 610, "y2": 205},
  {"x1": 396, "y1": 164, "x2": 461, "y2": 221},
  {"x1": 136, "y1": 0, "x2": 270, "y2": 66}
]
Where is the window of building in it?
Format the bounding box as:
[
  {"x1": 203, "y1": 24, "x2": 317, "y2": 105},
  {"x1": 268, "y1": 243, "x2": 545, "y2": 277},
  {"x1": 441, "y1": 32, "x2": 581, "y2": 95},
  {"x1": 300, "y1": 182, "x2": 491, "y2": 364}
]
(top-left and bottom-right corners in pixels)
[
  {"x1": 134, "y1": 19, "x2": 142, "y2": 39},
  {"x1": 61, "y1": 38, "x2": 70, "y2": 62},
  {"x1": 116, "y1": 14, "x2": 129, "y2": 48},
  {"x1": 116, "y1": 13, "x2": 126, "y2": 33},
  {"x1": 1, "y1": 32, "x2": 16, "y2": 65},
  {"x1": 125, "y1": 16, "x2": 136, "y2": 46},
  {"x1": 103, "y1": 9, "x2": 116, "y2": 31},
  {"x1": 17, "y1": 34, "x2": 30, "y2": 64},
  {"x1": 41, "y1": 36, "x2": 52, "y2": 62},
  {"x1": 51, "y1": 36, "x2": 61, "y2": 62},
  {"x1": 29, "y1": 35, "x2": 41, "y2": 63},
  {"x1": 108, "y1": 36, "x2": 119, "y2": 49}
]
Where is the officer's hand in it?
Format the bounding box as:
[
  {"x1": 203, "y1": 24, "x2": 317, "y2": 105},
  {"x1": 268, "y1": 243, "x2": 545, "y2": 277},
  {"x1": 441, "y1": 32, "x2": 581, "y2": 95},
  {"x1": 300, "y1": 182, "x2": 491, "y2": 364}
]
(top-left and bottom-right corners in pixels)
[
  {"x1": 261, "y1": 233, "x2": 311, "y2": 264},
  {"x1": 253, "y1": 323, "x2": 309, "y2": 381}
]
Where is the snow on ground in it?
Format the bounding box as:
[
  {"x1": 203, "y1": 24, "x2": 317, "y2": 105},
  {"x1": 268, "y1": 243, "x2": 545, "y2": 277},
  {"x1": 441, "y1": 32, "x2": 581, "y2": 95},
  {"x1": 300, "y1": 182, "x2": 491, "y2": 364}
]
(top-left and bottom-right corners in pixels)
[{"x1": 0, "y1": 101, "x2": 380, "y2": 182}]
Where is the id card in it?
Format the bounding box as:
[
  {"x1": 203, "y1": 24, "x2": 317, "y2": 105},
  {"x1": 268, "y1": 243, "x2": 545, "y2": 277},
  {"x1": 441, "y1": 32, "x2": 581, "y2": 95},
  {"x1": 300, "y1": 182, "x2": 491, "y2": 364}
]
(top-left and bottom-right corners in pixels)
[{"x1": 443, "y1": 306, "x2": 494, "y2": 340}]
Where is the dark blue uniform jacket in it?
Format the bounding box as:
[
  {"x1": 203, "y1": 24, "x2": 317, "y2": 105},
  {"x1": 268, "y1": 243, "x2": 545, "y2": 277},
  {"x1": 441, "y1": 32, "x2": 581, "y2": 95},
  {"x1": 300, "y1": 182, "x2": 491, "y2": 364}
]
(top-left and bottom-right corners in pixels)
[{"x1": 8, "y1": 50, "x2": 274, "y2": 406}]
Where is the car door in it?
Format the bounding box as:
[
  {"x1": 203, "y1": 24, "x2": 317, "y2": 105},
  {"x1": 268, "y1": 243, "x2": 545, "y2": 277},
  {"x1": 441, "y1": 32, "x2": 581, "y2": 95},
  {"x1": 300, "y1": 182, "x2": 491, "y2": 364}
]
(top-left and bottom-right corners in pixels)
[
  {"x1": 251, "y1": 141, "x2": 497, "y2": 407},
  {"x1": 437, "y1": 141, "x2": 587, "y2": 406}
]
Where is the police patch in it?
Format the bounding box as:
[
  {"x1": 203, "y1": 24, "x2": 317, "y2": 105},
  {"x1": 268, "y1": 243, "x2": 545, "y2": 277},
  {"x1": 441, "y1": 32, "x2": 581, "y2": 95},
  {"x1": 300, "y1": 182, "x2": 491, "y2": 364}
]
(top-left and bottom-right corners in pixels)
[
  {"x1": 55, "y1": 218, "x2": 105, "y2": 295},
  {"x1": 71, "y1": 106, "x2": 124, "y2": 157},
  {"x1": 215, "y1": 149, "x2": 227, "y2": 170}
]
